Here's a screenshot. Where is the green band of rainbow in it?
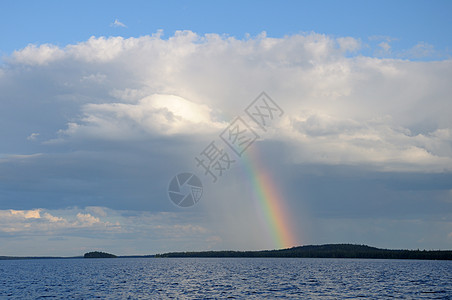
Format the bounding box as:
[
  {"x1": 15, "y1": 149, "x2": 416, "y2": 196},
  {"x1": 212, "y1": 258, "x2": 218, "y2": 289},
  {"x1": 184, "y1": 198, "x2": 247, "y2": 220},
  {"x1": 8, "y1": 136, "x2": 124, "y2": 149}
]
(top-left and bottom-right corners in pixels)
[{"x1": 241, "y1": 146, "x2": 298, "y2": 249}]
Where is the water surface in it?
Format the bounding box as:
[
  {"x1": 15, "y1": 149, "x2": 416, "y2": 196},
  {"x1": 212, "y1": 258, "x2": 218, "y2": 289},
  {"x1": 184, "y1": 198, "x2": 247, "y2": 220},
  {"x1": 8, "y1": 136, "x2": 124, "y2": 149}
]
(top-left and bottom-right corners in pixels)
[{"x1": 1, "y1": 258, "x2": 451, "y2": 299}]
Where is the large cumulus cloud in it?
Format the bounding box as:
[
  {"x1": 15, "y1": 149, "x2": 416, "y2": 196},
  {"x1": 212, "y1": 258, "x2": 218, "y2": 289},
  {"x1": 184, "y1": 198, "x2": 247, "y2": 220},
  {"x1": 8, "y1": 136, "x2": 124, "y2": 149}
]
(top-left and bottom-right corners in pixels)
[
  {"x1": 1, "y1": 31, "x2": 451, "y2": 251},
  {"x1": 3, "y1": 31, "x2": 451, "y2": 170}
]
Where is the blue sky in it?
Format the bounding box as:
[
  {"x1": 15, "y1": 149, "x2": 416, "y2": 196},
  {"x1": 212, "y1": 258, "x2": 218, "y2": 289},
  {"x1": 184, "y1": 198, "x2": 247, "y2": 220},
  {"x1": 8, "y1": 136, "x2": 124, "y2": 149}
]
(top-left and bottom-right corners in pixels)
[
  {"x1": 1, "y1": 0, "x2": 451, "y2": 58},
  {"x1": 0, "y1": 1, "x2": 451, "y2": 256}
]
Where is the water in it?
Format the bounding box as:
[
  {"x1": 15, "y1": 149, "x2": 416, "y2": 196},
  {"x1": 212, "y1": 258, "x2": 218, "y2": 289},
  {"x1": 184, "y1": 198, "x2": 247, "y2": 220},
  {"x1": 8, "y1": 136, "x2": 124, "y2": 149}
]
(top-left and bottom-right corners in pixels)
[{"x1": 0, "y1": 258, "x2": 451, "y2": 299}]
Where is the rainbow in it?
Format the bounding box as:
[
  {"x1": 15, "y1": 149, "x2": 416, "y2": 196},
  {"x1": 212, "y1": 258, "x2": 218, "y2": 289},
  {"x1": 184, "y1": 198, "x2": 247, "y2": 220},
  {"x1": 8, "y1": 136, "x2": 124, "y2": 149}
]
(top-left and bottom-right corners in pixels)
[{"x1": 241, "y1": 146, "x2": 299, "y2": 249}]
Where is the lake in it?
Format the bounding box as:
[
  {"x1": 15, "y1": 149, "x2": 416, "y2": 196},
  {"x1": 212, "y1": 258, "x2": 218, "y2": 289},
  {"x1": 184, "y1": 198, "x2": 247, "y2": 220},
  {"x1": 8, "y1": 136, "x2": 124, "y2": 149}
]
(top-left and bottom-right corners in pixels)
[{"x1": 1, "y1": 258, "x2": 451, "y2": 299}]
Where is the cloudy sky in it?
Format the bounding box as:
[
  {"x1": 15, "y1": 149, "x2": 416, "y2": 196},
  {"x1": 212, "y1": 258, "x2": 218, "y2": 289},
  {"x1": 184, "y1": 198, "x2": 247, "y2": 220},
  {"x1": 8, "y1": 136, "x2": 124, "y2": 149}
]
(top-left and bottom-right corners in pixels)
[{"x1": 1, "y1": 0, "x2": 451, "y2": 256}]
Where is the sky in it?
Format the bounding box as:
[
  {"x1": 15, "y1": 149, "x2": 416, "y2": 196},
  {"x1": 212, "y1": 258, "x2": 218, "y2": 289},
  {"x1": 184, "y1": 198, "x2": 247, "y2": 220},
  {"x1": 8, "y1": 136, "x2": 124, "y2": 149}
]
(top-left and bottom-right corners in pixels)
[{"x1": 0, "y1": 0, "x2": 451, "y2": 256}]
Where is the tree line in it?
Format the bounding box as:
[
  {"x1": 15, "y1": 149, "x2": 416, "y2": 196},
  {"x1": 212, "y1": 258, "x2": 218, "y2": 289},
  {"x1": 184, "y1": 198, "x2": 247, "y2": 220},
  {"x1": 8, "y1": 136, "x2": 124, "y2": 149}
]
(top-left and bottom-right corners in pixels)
[{"x1": 155, "y1": 244, "x2": 452, "y2": 260}]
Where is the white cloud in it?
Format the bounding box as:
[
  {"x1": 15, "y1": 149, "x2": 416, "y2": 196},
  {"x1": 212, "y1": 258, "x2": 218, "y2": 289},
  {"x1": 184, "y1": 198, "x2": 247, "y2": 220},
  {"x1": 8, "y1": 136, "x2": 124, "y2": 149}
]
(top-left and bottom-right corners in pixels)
[
  {"x1": 52, "y1": 94, "x2": 225, "y2": 142},
  {"x1": 86, "y1": 206, "x2": 108, "y2": 217},
  {"x1": 400, "y1": 42, "x2": 437, "y2": 59},
  {"x1": 378, "y1": 41, "x2": 391, "y2": 52},
  {"x1": 0, "y1": 208, "x2": 118, "y2": 234},
  {"x1": 27, "y1": 133, "x2": 40, "y2": 141},
  {"x1": 284, "y1": 113, "x2": 452, "y2": 171},
  {"x1": 76, "y1": 213, "x2": 101, "y2": 226},
  {"x1": 11, "y1": 44, "x2": 64, "y2": 65},
  {"x1": 0, "y1": 208, "x2": 214, "y2": 241},
  {"x1": 2, "y1": 32, "x2": 451, "y2": 173},
  {"x1": 0, "y1": 207, "x2": 219, "y2": 255},
  {"x1": 9, "y1": 209, "x2": 42, "y2": 219},
  {"x1": 368, "y1": 35, "x2": 397, "y2": 42},
  {"x1": 337, "y1": 37, "x2": 361, "y2": 52},
  {"x1": 111, "y1": 19, "x2": 127, "y2": 28}
]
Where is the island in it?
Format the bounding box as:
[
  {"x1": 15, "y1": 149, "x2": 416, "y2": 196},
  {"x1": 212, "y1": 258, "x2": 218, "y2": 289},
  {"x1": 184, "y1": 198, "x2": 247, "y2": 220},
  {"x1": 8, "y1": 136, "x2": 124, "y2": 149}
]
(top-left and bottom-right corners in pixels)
[
  {"x1": 1, "y1": 244, "x2": 451, "y2": 260},
  {"x1": 155, "y1": 244, "x2": 452, "y2": 260},
  {"x1": 84, "y1": 251, "x2": 117, "y2": 258}
]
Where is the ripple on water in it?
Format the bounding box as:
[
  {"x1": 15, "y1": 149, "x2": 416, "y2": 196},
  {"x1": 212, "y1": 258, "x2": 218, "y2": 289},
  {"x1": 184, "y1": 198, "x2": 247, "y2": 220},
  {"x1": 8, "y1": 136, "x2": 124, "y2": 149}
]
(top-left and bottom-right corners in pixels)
[{"x1": 0, "y1": 258, "x2": 451, "y2": 299}]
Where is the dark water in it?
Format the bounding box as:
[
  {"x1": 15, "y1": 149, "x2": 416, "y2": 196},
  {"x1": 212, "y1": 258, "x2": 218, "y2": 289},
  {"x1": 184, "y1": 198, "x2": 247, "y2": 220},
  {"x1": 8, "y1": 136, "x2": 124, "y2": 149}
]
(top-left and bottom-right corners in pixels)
[{"x1": 0, "y1": 258, "x2": 451, "y2": 299}]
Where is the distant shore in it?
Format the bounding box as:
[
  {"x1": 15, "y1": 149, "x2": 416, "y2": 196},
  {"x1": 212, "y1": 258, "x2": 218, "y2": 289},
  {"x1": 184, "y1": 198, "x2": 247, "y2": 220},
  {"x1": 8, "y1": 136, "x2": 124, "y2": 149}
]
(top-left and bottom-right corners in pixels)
[
  {"x1": 0, "y1": 255, "x2": 154, "y2": 261},
  {"x1": 1, "y1": 244, "x2": 451, "y2": 261},
  {"x1": 155, "y1": 244, "x2": 452, "y2": 260}
]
